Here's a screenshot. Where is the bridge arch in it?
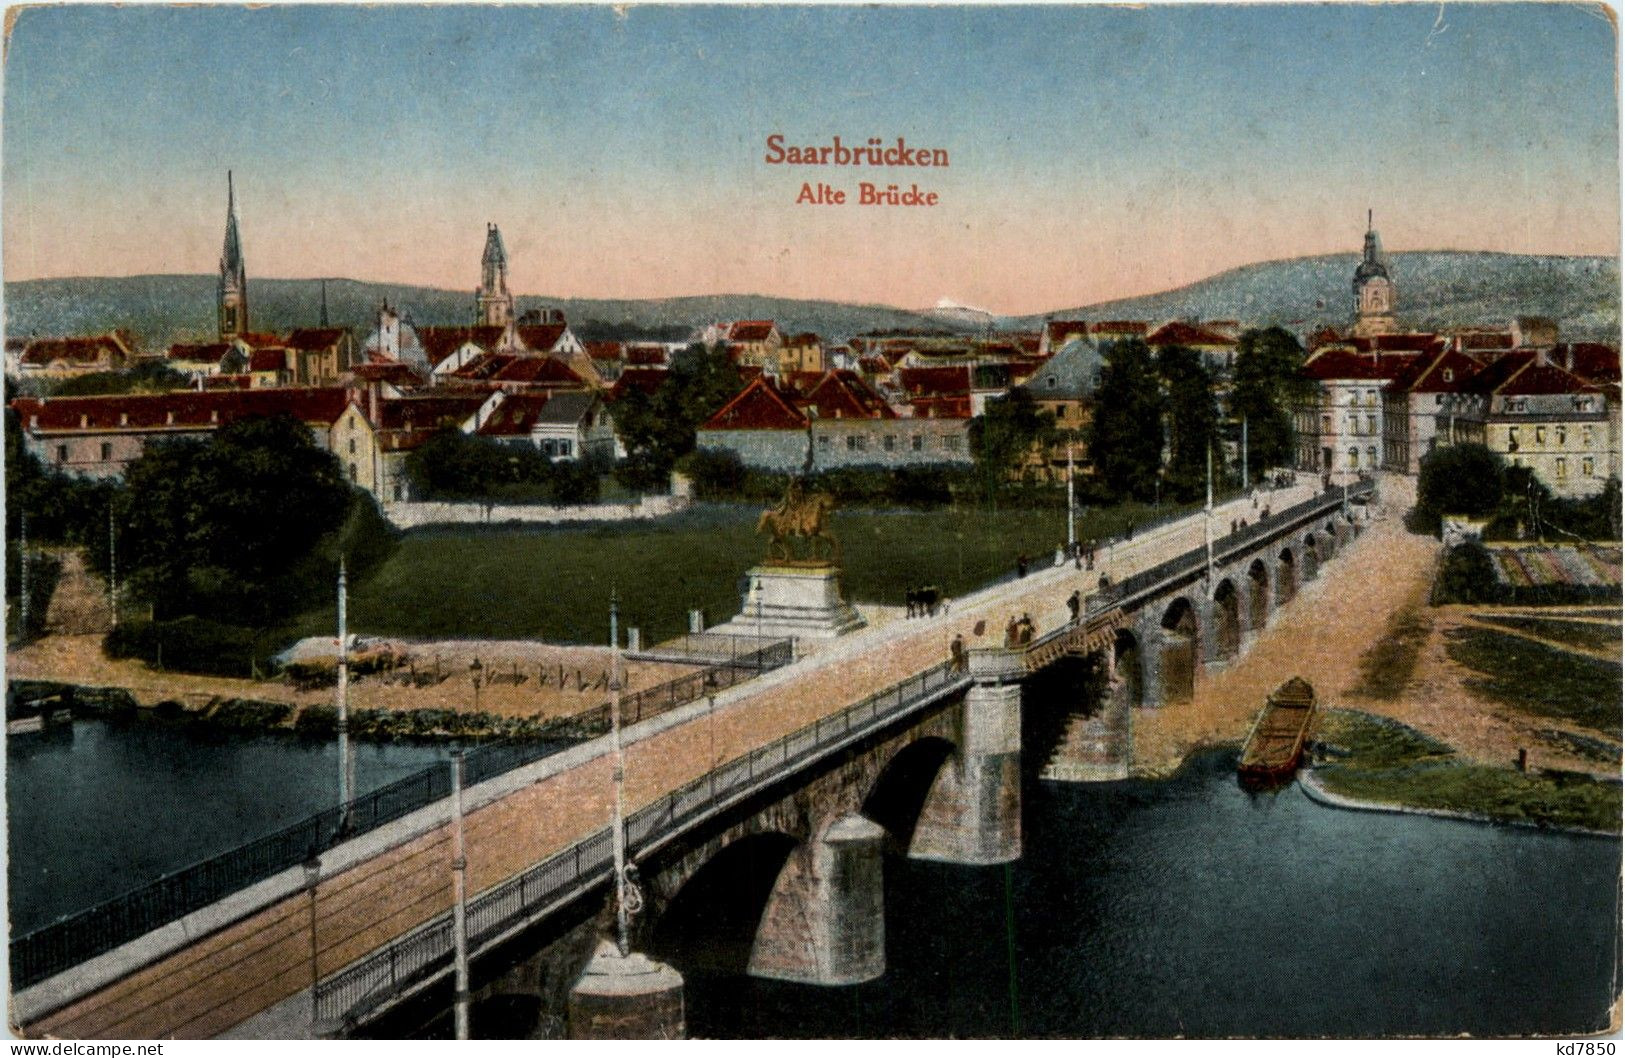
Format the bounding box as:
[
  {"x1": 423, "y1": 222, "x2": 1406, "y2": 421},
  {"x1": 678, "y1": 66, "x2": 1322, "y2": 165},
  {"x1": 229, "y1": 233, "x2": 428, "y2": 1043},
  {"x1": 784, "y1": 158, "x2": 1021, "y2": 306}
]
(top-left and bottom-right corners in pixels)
[
  {"x1": 863, "y1": 736, "x2": 958, "y2": 853},
  {"x1": 1246, "y1": 558, "x2": 1270, "y2": 632},
  {"x1": 1277, "y1": 547, "x2": 1297, "y2": 606},
  {"x1": 1113, "y1": 628, "x2": 1144, "y2": 710},
  {"x1": 1211, "y1": 578, "x2": 1241, "y2": 660},
  {"x1": 1158, "y1": 596, "x2": 1200, "y2": 703},
  {"x1": 649, "y1": 831, "x2": 801, "y2": 976}
]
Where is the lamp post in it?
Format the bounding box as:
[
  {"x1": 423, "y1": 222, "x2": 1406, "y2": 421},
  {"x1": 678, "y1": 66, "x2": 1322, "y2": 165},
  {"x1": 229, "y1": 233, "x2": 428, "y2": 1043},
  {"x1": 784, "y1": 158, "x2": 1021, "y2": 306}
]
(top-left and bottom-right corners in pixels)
[
  {"x1": 336, "y1": 556, "x2": 354, "y2": 828},
  {"x1": 450, "y1": 750, "x2": 470, "y2": 1041},
  {"x1": 608, "y1": 589, "x2": 631, "y2": 956},
  {"x1": 108, "y1": 505, "x2": 118, "y2": 630},
  {"x1": 303, "y1": 853, "x2": 322, "y2": 1030},
  {"x1": 1204, "y1": 439, "x2": 1215, "y2": 582},
  {"x1": 1066, "y1": 443, "x2": 1077, "y2": 553},
  {"x1": 469, "y1": 657, "x2": 483, "y2": 714}
]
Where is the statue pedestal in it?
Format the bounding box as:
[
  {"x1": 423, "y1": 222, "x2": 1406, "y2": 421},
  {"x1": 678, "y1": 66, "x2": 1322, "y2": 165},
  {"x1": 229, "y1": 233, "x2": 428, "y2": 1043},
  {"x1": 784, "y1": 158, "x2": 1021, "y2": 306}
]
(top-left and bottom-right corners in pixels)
[{"x1": 710, "y1": 563, "x2": 866, "y2": 641}]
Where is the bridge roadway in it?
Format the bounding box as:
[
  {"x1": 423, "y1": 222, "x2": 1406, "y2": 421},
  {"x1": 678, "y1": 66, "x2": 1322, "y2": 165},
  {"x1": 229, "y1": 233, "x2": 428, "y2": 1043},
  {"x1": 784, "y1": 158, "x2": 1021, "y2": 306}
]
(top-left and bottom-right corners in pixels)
[{"x1": 16, "y1": 480, "x2": 1351, "y2": 1039}]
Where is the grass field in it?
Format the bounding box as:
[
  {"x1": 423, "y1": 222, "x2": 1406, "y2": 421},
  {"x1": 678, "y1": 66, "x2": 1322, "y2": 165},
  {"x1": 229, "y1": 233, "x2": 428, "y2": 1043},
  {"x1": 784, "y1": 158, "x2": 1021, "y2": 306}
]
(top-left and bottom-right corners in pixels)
[
  {"x1": 288, "y1": 501, "x2": 1181, "y2": 646},
  {"x1": 1476, "y1": 613, "x2": 1622, "y2": 654},
  {"x1": 1313, "y1": 709, "x2": 1621, "y2": 833},
  {"x1": 1444, "y1": 626, "x2": 1623, "y2": 736}
]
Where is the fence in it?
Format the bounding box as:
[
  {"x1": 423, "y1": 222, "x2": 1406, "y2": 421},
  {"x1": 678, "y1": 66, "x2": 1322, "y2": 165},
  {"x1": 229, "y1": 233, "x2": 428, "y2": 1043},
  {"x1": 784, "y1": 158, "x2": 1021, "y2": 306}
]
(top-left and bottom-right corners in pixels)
[
  {"x1": 316, "y1": 660, "x2": 965, "y2": 1027},
  {"x1": 11, "y1": 641, "x2": 795, "y2": 992}
]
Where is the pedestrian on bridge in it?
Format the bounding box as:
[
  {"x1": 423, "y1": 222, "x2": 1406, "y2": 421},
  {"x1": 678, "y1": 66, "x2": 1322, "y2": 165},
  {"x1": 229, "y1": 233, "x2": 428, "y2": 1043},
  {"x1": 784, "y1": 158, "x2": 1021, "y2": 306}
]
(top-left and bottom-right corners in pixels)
[
  {"x1": 1067, "y1": 590, "x2": 1081, "y2": 625},
  {"x1": 1016, "y1": 553, "x2": 1029, "y2": 578},
  {"x1": 950, "y1": 633, "x2": 966, "y2": 673}
]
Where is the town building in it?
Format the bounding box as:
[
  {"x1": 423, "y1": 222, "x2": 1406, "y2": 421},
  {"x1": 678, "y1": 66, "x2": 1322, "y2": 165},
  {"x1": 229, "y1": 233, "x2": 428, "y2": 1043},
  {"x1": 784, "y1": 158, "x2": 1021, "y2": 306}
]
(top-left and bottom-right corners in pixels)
[
  {"x1": 476, "y1": 223, "x2": 515, "y2": 329},
  {"x1": 471, "y1": 390, "x2": 617, "y2": 463},
  {"x1": 696, "y1": 372, "x2": 972, "y2": 471},
  {"x1": 13, "y1": 334, "x2": 134, "y2": 380}
]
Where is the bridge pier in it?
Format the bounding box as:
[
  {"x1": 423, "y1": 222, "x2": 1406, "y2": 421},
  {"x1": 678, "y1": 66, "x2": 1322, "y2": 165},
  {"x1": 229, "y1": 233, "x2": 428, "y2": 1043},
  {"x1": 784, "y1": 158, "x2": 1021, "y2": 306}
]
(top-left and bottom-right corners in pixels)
[
  {"x1": 567, "y1": 942, "x2": 686, "y2": 1040},
  {"x1": 910, "y1": 651, "x2": 1022, "y2": 863},
  {"x1": 748, "y1": 814, "x2": 888, "y2": 986}
]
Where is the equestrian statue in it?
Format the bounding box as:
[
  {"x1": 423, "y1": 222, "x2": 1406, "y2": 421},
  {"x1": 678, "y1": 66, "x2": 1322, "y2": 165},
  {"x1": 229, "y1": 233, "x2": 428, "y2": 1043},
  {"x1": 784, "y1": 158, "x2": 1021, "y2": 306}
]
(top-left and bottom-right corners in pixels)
[{"x1": 757, "y1": 477, "x2": 839, "y2": 564}]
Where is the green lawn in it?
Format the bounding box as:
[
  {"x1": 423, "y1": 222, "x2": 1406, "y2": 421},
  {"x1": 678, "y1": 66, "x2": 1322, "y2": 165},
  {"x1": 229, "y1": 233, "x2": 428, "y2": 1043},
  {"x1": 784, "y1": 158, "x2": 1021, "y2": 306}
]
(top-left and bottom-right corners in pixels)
[
  {"x1": 1313, "y1": 709, "x2": 1621, "y2": 833},
  {"x1": 289, "y1": 501, "x2": 1182, "y2": 646},
  {"x1": 1475, "y1": 613, "x2": 1622, "y2": 654},
  {"x1": 1443, "y1": 626, "x2": 1623, "y2": 736}
]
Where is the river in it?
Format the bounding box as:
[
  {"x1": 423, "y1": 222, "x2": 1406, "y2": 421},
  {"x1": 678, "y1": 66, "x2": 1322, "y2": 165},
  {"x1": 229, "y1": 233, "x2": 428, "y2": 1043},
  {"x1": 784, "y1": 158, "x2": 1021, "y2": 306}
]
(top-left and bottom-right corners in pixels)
[
  {"x1": 6, "y1": 718, "x2": 451, "y2": 935},
  {"x1": 684, "y1": 750, "x2": 1622, "y2": 1038},
  {"x1": 9, "y1": 718, "x2": 1619, "y2": 1038}
]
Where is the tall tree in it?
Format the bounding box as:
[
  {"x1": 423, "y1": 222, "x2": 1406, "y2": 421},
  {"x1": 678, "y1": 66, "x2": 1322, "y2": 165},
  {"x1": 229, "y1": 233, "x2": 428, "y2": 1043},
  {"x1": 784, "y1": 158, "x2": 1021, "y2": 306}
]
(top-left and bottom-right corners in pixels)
[
  {"x1": 1231, "y1": 327, "x2": 1310, "y2": 481},
  {"x1": 1086, "y1": 339, "x2": 1165, "y2": 502},
  {"x1": 613, "y1": 343, "x2": 741, "y2": 492},
  {"x1": 1157, "y1": 344, "x2": 1220, "y2": 502},
  {"x1": 968, "y1": 387, "x2": 1057, "y2": 503}
]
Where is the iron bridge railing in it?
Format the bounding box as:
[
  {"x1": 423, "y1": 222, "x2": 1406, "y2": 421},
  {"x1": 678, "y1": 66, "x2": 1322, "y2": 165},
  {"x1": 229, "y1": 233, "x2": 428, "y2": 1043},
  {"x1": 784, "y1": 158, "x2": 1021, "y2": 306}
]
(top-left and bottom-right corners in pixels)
[
  {"x1": 10, "y1": 642, "x2": 795, "y2": 992},
  {"x1": 314, "y1": 659, "x2": 968, "y2": 1027}
]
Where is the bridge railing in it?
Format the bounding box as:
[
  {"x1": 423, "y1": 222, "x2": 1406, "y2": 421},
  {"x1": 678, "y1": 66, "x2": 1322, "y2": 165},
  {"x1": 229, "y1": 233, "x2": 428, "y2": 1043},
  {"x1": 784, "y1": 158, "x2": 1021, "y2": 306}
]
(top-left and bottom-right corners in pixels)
[
  {"x1": 1076, "y1": 483, "x2": 1371, "y2": 633},
  {"x1": 315, "y1": 659, "x2": 967, "y2": 1028},
  {"x1": 11, "y1": 639, "x2": 796, "y2": 992}
]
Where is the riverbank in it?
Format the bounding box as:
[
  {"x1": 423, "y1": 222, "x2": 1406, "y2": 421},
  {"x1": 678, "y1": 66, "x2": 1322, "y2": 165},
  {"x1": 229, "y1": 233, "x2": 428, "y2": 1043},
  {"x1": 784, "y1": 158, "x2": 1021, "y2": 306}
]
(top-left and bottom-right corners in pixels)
[{"x1": 1305, "y1": 708, "x2": 1621, "y2": 835}]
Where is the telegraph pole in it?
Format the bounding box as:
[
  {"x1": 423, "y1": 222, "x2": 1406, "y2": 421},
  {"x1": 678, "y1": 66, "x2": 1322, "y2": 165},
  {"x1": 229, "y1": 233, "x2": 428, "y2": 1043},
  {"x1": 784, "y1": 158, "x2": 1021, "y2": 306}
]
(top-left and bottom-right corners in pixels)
[
  {"x1": 1241, "y1": 415, "x2": 1249, "y2": 490},
  {"x1": 107, "y1": 506, "x2": 118, "y2": 630},
  {"x1": 450, "y1": 750, "x2": 471, "y2": 1041},
  {"x1": 1204, "y1": 440, "x2": 1215, "y2": 580},
  {"x1": 609, "y1": 589, "x2": 631, "y2": 956},
  {"x1": 337, "y1": 556, "x2": 354, "y2": 822},
  {"x1": 1066, "y1": 444, "x2": 1077, "y2": 552},
  {"x1": 18, "y1": 512, "x2": 29, "y2": 641}
]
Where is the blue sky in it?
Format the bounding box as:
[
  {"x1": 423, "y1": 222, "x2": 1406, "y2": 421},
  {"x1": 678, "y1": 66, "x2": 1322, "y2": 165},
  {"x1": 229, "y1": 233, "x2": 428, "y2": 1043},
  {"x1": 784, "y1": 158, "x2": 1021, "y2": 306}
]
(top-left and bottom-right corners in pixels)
[{"x1": 4, "y1": 3, "x2": 1618, "y2": 313}]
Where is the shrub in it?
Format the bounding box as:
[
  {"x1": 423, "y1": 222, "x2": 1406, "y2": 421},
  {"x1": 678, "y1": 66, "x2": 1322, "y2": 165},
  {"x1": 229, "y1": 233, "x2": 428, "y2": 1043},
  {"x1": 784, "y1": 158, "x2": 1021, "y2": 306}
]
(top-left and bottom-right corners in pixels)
[
  {"x1": 104, "y1": 616, "x2": 279, "y2": 679},
  {"x1": 1432, "y1": 541, "x2": 1508, "y2": 605}
]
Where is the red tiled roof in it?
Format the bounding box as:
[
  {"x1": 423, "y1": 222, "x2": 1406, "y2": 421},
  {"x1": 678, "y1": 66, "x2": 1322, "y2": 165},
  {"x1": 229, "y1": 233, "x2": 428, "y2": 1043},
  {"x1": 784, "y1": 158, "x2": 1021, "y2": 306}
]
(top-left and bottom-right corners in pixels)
[
  {"x1": 1300, "y1": 349, "x2": 1424, "y2": 382},
  {"x1": 494, "y1": 356, "x2": 587, "y2": 387},
  {"x1": 626, "y1": 344, "x2": 668, "y2": 366},
  {"x1": 452, "y1": 352, "x2": 520, "y2": 380},
  {"x1": 249, "y1": 348, "x2": 287, "y2": 373},
  {"x1": 1497, "y1": 360, "x2": 1603, "y2": 398},
  {"x1": 898, "y1": 366, "x2": 971, "y2": 397},
  {"x1": 798, "y1": 371, "x2": 896, "y2": 421},
  {"x1": 1559, "y1": 343, "x2": 1621, "y2": 384},
  {"x1": 18, "y1": 336, "x2": 126, "y2": 367},
  {"x1": 475, "y1": 393, "x2": 553, "y2": 436},
  {"x1": 418, "y1": 326, "x2": 506, "y2": 366},
  {"x1": 1453, "y1": 331, "x2": 1515, "y2": 351},
  {"x1": 1146, "y1": 321, "x2": 1237, "y2": 348},
  {"x1": 374, "y1": 395, "x2": 488, "y2": 431},
  {"x1": 585, "y1": 341, "x2": 626, "y2": 362},
  {"x1": 286, "y1": 328, "x2": 347, "y2": 351},
  {"x1": 909, "y1": 395, "x2": 973, "y2": 419},
  {"x1": 11, "y1": 387, "x2": 354, "y2": 432},
  {"x1": 700, "y1": 377, "x2": 808, "y2": 431},
  {"x1": 1464, "y1": 351, "x2": 1537, "y2": 395},
  {"x1": 237, "y1": 332, "x2": 284, "y2": 350},
  {"x1": 607, "y1": 367, "x2": 668, "y2": 401},
  {"x1": 1017, "y1": 336, "x2": 1042, "y2": 355},
  {"x1": 1091, "y1": 321, "x2": 1148, "y2": 336},
  {"x1": 351, "y1": 361, "x2": 422, "y2": 385},
  {"x1": 858, "y1": 356, "x2": 892, "y2": 374},
  {"x1": 1045, "y1": 320, "x2": 1088, "y2": 342},
  {"x1": 728, "y1": 320, "x2": 777, "y2": 342},
  {"x1": 1386, "y1": 348, "x2": 1486, "y2": 395},
  {"x1": 517, "y1": 323, "x2": 569, "y2": 353}
]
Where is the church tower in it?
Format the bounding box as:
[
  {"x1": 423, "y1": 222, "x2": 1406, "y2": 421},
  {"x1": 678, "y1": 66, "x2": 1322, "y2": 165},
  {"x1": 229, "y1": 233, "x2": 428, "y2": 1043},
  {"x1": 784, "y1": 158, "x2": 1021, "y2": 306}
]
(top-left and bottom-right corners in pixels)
[
  {"x1": 1351, "y1": 209, "x2": 1397, "y2": 338},
  {"x1": 218, "y1": 172, "x2": 249, "y2": 340},
  {"x1": 475, "y1": 222, "x2": 515, "y2": 329}
]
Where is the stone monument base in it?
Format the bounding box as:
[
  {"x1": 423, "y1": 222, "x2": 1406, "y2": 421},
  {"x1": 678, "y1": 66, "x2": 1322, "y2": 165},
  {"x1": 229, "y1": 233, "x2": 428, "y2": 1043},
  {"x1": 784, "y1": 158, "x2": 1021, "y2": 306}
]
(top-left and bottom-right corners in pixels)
[{"x1": 710, "y1": 563, "x2": 866, "y2": 640}]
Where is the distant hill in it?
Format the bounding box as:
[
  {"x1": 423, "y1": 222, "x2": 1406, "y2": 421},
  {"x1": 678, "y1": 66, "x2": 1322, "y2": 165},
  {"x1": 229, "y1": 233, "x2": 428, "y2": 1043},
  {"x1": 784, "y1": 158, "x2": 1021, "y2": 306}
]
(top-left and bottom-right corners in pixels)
[
  {"x1": 1013, "y1": 251, "x2": 1621, "y2": 341},
  {"x1": 1, "y1": 276, "x2": 976, "y2": 354},
  {"x1": 6, "y1": 250, "x2": 1618, "y2": 354}
]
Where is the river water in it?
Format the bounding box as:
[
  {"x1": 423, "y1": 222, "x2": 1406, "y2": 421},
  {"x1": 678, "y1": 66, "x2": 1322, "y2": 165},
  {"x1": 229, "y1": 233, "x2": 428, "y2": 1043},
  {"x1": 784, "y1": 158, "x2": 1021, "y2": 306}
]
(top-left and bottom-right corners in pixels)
[
  {"x1": 9, "y1": 719, "x2": 1620, "y2": 1038},
  {"x1": 685, "y1": 750, "x2": 1622, "y2": 1039},
  {"x1": 7, "y1": 719, "x2": 450, "y2": 934}
]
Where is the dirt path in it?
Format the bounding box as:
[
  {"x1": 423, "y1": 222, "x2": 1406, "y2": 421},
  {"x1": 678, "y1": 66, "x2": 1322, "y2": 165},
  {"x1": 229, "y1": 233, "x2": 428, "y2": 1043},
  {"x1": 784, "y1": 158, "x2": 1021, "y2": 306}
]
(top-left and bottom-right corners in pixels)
[
  {"x1": 1132, "y1": 487, "x2": 1442, "y2": 777},
  {"x1": 1460, "y1": 613, "x2": 1620, "y2": 663},
  {"x1": 5, "y1": 634, "x2": 697, "y2": 722},
  {"x1": 41, "y1": 549, "x2": 113, "y2": 636}
]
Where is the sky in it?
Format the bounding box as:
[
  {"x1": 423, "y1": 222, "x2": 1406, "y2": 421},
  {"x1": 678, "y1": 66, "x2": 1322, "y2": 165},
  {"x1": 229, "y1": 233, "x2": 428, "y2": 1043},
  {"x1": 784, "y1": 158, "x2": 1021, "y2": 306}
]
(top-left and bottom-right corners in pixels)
[{"x1": 2, "y1": 3, "x2": 1619, "y2": 315}]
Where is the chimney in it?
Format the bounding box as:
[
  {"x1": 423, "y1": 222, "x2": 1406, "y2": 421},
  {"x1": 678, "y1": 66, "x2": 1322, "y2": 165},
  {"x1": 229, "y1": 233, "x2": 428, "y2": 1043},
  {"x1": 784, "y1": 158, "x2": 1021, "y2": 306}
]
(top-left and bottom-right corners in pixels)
[
  {"x1": 368, "y1": 381, "x2": 380, "y2": 425},
  {"x1": 1565, "y1": 346, "x2": 1574, "y2": 372}
]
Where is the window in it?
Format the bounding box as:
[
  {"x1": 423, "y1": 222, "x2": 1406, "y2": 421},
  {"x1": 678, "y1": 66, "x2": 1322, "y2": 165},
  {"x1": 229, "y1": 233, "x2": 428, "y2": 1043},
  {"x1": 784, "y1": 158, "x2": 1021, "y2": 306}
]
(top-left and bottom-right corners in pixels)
[
  {"x1": 1535, "y1": 426, "x2": 1546, "y2": 446},
  {"x1": 1442, "y1": 368, "x2": 1454, "y2": 383},
  {"x1": 1556, "y1": 426, "x2": 1567, "y2": 447},
  {"x1": 1583, "y1": 426, "x2": 1594, "y2": 447},
  {"x1": 1508, "y1": 427, "x2": 1520, "y2": 452},
  {"x1": 1367, "y1": 446, "x2": 1377, "y2": 468},
  {"x1": 883, "y1": 435, "x2": 896, "y2": 452},
  {"x1": 1055, "y1": 406, "x2": 1066, "y2": 420},
  {"x1": 1435, "y1": 394, "x2": 1445, "y2": 406},
  {"x1": 945, "y1": 436, "x2": 963, "y2": 451},
  {"x1": 1583, "y1": 457, "x2": 1595, "y2": 477},
  {"x1": 1366, "y1": 390, "x2": 1377, "y2": 407},
  {"x1": 56, "y1": 444, "x2": 68, "y2": 463},
  {"x1": 1347, "y1": 447, "x2": 1359, "y2": 468},
  {"x1": 560, "y1": 440, "x2": 572, "y2": 458},
  {"x1": 1321, "y1": 414, "x2": 1331, "y2": 434},
  {"x1": 349, "y1": 463, "x2": 358, "y2": 482},
  {"x1": 393, "y1": 483, "x2": 404, "y2": 501},
  {"x1": 1555, "y1": 457, "x2": 1567, "y2": 479},
  {"x1": 911, "y1": 435, "x2": 923, "y2": 452},
  {"x1": 818, "y1": 436, "x2": 830, "y2": 449},
  {"x1": 846, "y1": 436, "x2": 858, "y2": 451},
  {"x1": 348, "y1": 438, "x2": 357, "y2": 454},
  {"x1": 1575, "y1": 398, "x2": 1595, "y2": 413},
  {"x1": 100, "y1": 442, "x2": 111, "y2": 461},
  {"x1": 1366, "y1": 415, "x2": 1376, "y2": 435}
]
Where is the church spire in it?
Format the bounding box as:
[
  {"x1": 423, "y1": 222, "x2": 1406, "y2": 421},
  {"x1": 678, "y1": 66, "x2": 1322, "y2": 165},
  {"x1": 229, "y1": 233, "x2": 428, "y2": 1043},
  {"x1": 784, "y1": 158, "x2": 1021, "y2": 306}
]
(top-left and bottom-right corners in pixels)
[
  {"x1": 476, "y1": 222, "x2": 515, "y2": 329},
  {"x1": 218, "y1": 171, "x2": 248, "y2": 340}
]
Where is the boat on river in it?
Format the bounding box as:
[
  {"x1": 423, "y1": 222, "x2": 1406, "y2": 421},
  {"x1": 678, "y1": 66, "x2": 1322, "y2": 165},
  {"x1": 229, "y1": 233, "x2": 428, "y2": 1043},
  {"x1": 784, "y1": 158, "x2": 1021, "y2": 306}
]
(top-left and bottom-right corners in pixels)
[{"x1": 1238, "y1": 677, "x2": 1317, "y2": 787}]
